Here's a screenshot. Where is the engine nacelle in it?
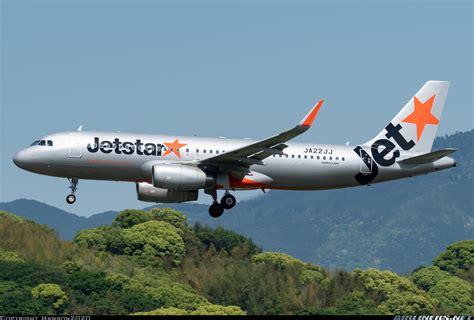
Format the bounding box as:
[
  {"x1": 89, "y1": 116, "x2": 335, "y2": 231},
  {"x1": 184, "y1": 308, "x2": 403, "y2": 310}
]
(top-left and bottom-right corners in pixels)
[
  {"x1": 152, "y1": 164, "x2": 214, "y2": 190},
  {"x1": 136, "y1": 182, "x2": 198, "y2": 203}
]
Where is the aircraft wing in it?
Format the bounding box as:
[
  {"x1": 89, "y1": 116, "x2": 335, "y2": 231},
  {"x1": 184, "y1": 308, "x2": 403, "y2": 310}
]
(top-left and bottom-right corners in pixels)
[{"x1": 199, "y1": 100, "x2": 324, "y2": 173}]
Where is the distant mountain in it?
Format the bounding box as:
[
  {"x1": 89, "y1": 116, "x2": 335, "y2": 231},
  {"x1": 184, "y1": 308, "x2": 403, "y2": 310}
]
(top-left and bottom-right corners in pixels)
[
  {"x1": 1, "y1": 130, "x2": 472, "y2": 274},
  {"x1": 0, "y1": 199, "x2": 117, "y2": 240}
]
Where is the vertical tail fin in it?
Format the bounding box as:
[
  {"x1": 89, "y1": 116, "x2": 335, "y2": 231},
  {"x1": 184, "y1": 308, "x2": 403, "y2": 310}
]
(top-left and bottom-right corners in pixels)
[{"x1": 365, "y1": 81, "x2": 450, "y2": 153}]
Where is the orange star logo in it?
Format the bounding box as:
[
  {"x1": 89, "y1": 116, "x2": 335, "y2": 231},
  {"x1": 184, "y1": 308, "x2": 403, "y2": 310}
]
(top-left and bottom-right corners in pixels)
[
  {"x1": 402, "y1": 95, "x2": 439, "y2": 141},
  {"x1": 163, "y1": 139, "x2": 187, "y2": 158}
]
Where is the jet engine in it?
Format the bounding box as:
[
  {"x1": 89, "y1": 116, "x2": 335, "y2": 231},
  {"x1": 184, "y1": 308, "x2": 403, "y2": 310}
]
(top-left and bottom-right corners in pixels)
[
  {"x1": 136, "y1": 182, "x2": 198, "y2": 203},
  {"x1": 152, "y1": 164, "x2": 214, "y2": 190}
]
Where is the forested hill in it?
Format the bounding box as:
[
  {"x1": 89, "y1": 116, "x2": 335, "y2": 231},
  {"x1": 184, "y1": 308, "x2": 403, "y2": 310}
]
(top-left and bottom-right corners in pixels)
[
  {"x1": 0, "y1": 209, "x2": 472, "y2": 315},
  {"x1": 0, "y1": 130, "x2": 472, "y2": 274}
]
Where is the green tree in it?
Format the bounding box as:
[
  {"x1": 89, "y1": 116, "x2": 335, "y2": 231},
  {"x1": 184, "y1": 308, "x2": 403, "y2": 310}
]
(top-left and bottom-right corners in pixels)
[
  {"x1": 378, "y1": 291, "x2": 434, "y2": 315},
  {"x1": 455, "y1": 265, "x2": 474, "y2": 285},
  {"x1": 105, "y1": 272, "x2": 131, "y2": 290},
  {"x1": 335, "y1": 291, "x2": 377, "y2": 315},
  {"x1": 73, "y1": 227, "x2": 108, "y2": 250},
  {"x1": 73, "y1": 226, "x2": 125, "y2": 254},
  {"x1": 66, "y1": 270, "x2": 112, "y2": 296},
  {"x1": 0, "y1": 281, "x2": 46, "y2": 314},
  {"x1": 194, "y1": 223, "x2": 260, "y2": 255},
  {"x1": 429, "y1": 277, "x2": 474, "y2": 314},
  {"x1": 122, "y1": 221, "x2": 185, "y2": 265},
  {"x1": 100, "y1": 226, "x2": 126, "y2": 254},
  {"x1": 0, "y1": 249, "x2": 24, "y2": 263},
  {"x1": 354, "y1": 268, "x2": 434, "y2": 314},
  {"x1": 252, "y1": 252, "x2": 303, "y2": 270},
  {"x1": 433, "y1": 240, "x2": 474, "y2": 274},
  {"x1": 354, "y1": 268, "x2": 420, "y2": 295},
  {"x1": 299, "y1": 269, "x2": 330, "y2": 288},
  {"x1": 410, "y1": 266, "x2": 451, "y2": 291},
  {"x1": 61, "y1": 261, "x2": 83, "y2": 274},
  {"x1": 150, "y1": 208, "x2": 191, "y2": 234},
  {"x1": 112, "y1": 209, "x2": 155, "y2": 229},
  {"x1": 31, "y1": 283, "x2": 67, "y2": 310},
  {"x1": 146, "y1": 285, "x2": 209, "y2": 310},
  {"x1": 132, "y1": 307, "x2": 189, "y2": 315},
  {"x1": 190, "y1": 304, "x2": 246, "y2": 315}
]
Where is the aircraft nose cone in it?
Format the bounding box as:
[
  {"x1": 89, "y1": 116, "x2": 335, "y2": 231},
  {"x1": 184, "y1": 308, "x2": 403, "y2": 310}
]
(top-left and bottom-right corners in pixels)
[{"x1": 13, "y1": 150, "x2": 29, "y2": 169}]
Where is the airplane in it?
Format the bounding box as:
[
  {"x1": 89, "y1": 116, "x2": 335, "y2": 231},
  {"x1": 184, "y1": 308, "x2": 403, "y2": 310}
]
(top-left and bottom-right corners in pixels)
[{"x1": 13, "y1": 81, "x2": 457, "y2": 218}]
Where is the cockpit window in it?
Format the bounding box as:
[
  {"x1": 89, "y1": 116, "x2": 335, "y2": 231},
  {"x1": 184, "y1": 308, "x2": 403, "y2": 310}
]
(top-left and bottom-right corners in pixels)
[{"x1": 32, "y1": 140, "x2": 53, "y2": 147}]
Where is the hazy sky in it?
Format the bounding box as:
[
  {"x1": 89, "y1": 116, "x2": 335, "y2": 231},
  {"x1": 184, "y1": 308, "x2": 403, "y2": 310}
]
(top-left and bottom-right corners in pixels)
[{"x1": 1, "y1": 0, "x2": 472, "y2": 216}]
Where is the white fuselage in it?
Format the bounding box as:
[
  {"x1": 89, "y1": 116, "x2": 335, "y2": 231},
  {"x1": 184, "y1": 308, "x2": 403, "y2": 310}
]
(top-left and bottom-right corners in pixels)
[
  {"x1": 11, "y1": 81, "x2": 457, "y2": 216},
  {"x1": 13, "y1": 131, "x2": 455, "y2": 192}
]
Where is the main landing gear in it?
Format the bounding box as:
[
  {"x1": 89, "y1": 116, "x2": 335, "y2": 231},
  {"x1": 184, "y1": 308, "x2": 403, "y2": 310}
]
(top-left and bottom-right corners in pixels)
[
  {"x1": 221, "y1": 193, "x2": 236, "y2": 209},
  {"x1": 205, "y1": 190, "x2": 237, "y2": 218},
  {"x1": 66, "y1": 178, "x2": 79, "y2": 204}
]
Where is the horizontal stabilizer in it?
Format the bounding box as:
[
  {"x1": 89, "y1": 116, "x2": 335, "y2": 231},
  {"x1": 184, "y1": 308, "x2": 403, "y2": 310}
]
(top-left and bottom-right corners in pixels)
[{"x1": 398, "y1": 148, "x2": 457, "y2": 165}]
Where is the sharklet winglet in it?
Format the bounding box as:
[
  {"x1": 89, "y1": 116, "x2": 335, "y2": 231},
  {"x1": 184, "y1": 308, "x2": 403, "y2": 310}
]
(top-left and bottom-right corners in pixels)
[{"x1": 299, "y1": 100, "x2": 324, "y2": 128}]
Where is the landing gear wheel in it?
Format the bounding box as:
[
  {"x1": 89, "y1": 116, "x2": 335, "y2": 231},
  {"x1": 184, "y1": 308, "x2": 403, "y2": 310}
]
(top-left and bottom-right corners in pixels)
[
  {"x1": 209, "y1": 203, "x2": 224, "y2": 218},
  {"x1": 66, "y1": 194, "x2": 76, "y2": 204},
  {"x1": 66, "y1": 178, "x2": 79, "y2": 204},
  {"x1": 221, "y1": 194, "x2": 236, "y2": 210}
]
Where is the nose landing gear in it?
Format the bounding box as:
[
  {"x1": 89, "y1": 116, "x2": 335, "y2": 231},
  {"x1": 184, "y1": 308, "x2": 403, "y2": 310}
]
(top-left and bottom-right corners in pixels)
[
  {"x1": 66, "y1": 178, "x2": 79, "y2": 204},
  {"x1": 205, "y1": 189, "x2": 237, "y2": 218}
]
